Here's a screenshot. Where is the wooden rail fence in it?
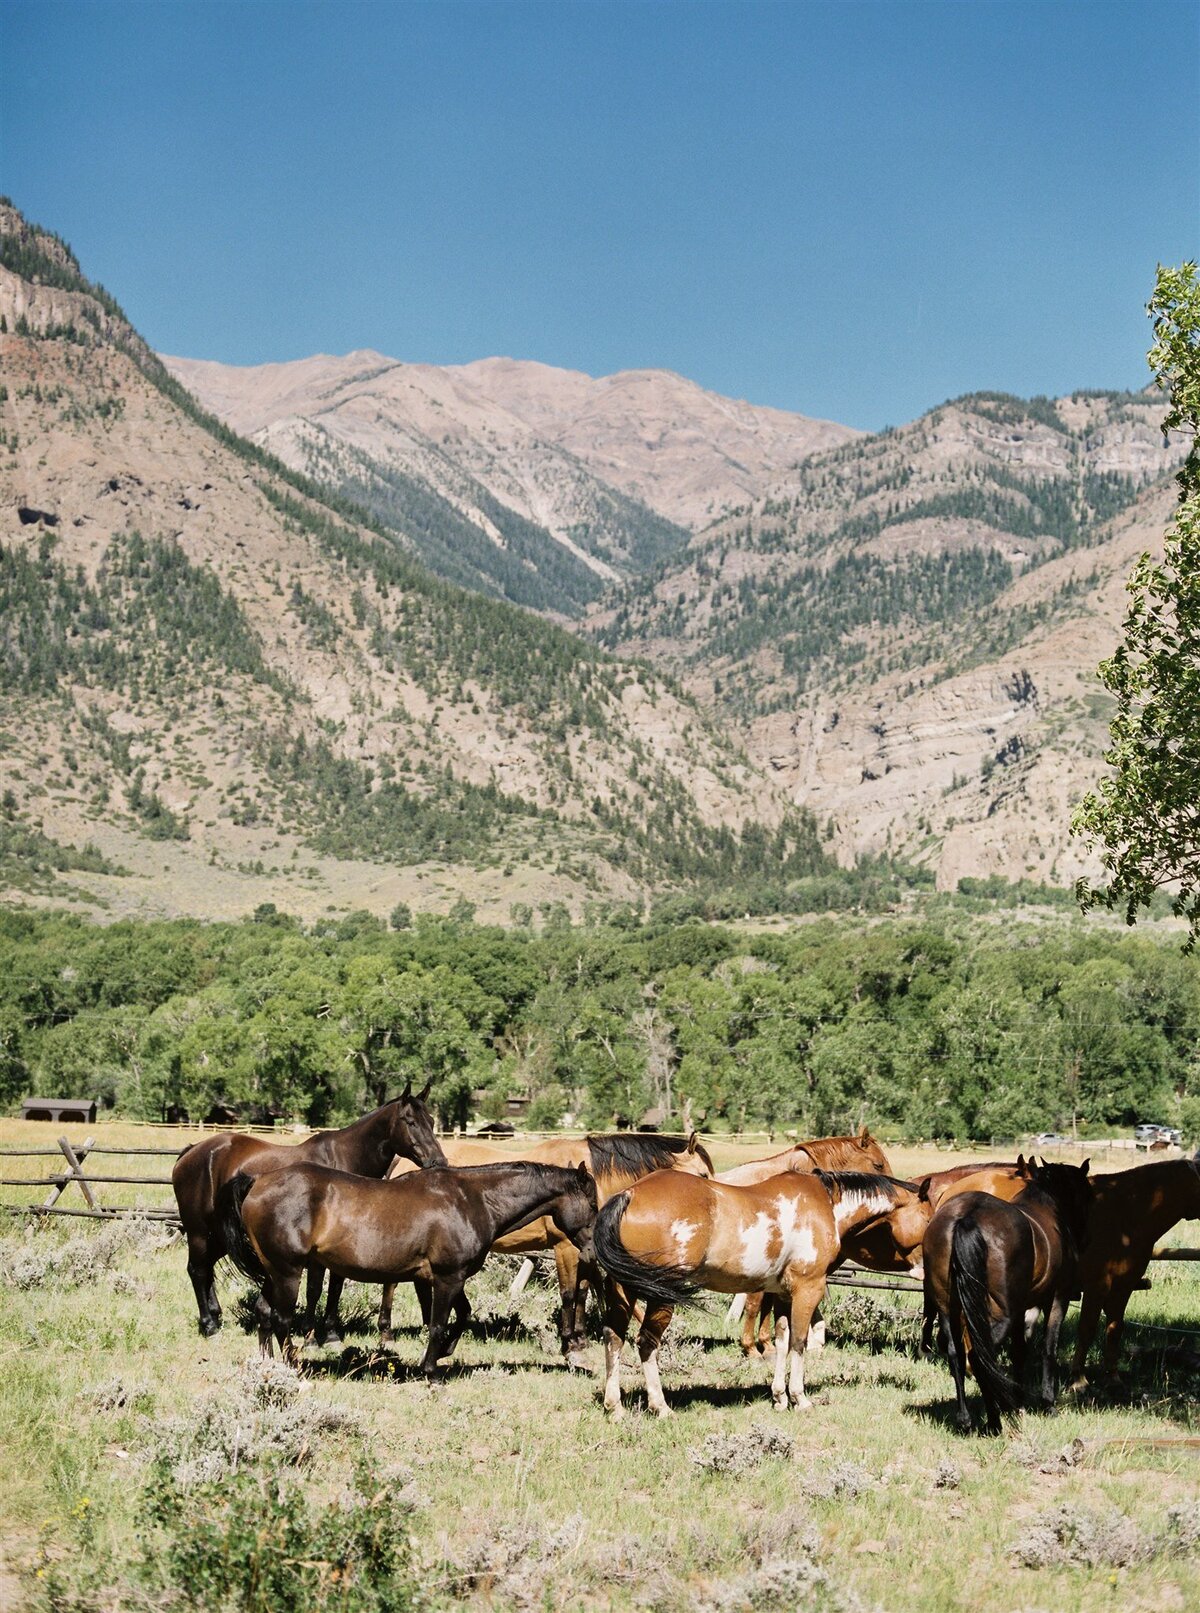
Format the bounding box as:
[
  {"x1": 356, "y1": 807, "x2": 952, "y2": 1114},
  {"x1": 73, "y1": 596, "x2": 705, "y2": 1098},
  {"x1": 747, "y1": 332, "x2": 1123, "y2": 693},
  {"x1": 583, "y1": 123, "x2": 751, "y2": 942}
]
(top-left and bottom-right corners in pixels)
[{"x1": 0, "y1": 1136, "x2": 183, "y2": 1223}]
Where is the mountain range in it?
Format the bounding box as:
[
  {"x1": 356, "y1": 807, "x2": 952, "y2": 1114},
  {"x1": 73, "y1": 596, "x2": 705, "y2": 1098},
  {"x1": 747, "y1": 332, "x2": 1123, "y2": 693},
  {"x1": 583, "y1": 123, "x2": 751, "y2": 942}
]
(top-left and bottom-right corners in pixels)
[{"x1": 0, "y1": 199, "x2": 1186, "y2": 919}]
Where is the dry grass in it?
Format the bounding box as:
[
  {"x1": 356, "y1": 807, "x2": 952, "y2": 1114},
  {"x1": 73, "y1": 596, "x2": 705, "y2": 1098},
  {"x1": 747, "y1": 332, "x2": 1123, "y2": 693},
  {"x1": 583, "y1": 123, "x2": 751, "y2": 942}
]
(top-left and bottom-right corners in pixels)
[{"x1": 0, "y1": 1121, "x2": 1197, "y2": 1610}]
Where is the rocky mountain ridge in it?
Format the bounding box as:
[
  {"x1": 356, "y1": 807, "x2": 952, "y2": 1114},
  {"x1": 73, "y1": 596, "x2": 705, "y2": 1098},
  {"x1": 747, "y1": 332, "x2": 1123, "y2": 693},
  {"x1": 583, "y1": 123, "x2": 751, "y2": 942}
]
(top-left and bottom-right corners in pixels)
[
  {"x1": 162, "y1": 348, "x2": 858, "y2": 614},
  {"x1": 0, "y1": 200, "x2": 820, "y2": 923}
]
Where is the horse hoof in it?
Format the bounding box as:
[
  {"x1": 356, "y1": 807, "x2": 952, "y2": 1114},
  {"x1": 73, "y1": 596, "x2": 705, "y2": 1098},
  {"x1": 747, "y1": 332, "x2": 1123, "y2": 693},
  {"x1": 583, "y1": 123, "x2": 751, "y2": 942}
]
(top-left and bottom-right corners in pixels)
[
  {"x1": 323, "y1": 1332, "x2": 344, "y2": 1350},
  {"x1": 790, "y1": 1395, "x2": 812, "y2": 1411},
  {"x1": 772, "y1": 1396, "x2": 788, "y2": 1412},
  {"x1": 604, "y1": 1403, "x2": 625, "y2": 1421},
  {"x1": 566, "y1": 1351, "x2": 590, "y2": 1373},
  {"x1": 650, "y1": 1404, "x2": 673, "y2": 1419},
  {"x1": 379, "y1": 1332, "x2": 394, "y2": 1348},
  {"x1": 199, "y1": 1316, "x2": 221, "y2": 1338}
]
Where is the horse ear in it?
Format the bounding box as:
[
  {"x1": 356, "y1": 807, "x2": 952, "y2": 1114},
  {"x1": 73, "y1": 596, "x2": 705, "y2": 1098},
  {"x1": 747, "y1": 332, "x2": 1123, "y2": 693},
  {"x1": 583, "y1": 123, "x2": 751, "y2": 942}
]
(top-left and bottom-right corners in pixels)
[
  {"x1": 400, "y1": 1080, "x2": 412, "y2": 1101},
  {"x1": 1016, "y1": 1153, "x2": 1026, "y2": 1171},
  {"x1": 418, "y1": 1080, "x2": 432, "y2": 1103},
  {"x1": 686, "y1": 1131, "x2": 699, "y2": 1154},
  {"x1": 577, "y1": 1160, "x2": 592, "y2": 1179},
  {"x1": 1081, "y1": 1158, "x2": 1090, "y2": 1177},
  {"x1": 858, "y1": 1124, "x2": 869, "y2": 1140}
]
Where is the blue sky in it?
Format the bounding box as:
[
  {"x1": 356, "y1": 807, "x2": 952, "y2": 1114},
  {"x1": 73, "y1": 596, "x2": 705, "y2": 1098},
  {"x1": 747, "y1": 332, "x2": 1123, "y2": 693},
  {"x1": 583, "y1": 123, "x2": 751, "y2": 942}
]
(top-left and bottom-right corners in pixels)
[{"x1": 2, "y1": 1, "x2": 1196, "y2": 430}]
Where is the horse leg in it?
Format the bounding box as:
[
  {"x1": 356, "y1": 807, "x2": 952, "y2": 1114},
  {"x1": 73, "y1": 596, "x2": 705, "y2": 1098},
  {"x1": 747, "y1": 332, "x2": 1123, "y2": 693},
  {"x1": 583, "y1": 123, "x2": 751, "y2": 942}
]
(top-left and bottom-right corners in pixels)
[
  {"x1": 254, "y1": 1287, "x2": 275, "y2": 1360},
  {"x1": 1039, "y1": 1292, "x2": 1067, "y2": 1410},
  {"x1": 1068, "y1": 1287, "x2": 1104, "y2": 1390},
  {"x1": 636, "y1": 1302, "x2": 674, "y2": 1417},
  {"x1": 741, "y1": 1291, "x2": 765, "y2": 1357},
  {"x1": 784, "y1": 1279, "x2": 825, "y2": 1410},
  {"x1": 601, "y1": 1280, "x2": 636, "y2": 1419},
  {"x1": 414, "y1": 1277, "x2": 433, "y2": 1327},
  {"x1": 271, "y1": 1269, "x2": 303, "y2": 1368},
  {"x1": 1099, "y1": 1284, "x2": 1134, "y2": 1386},
  {"x1": 554, "y1": 1243, "x2": 589, "y2": 1369},
  {"x1": 770, "y1": 1309, "x2": 791, "y2": 1409},
  {"x1": 378, "y1": 1282, "x2": 396, "y2": 1347},
  {"x1": 442, "y1": 1286, "x2": 472, "y2": 1359},
  {"x1": 808, "y1": 1303, "x2": 826, "y2": 1354},
  {"x1": 942, "y1": 1305, "x2": 972, "y2": 1433},
  {"x1": 419, "y1": 1279, "x2": 458, "y2": 1381},
  {"x1": 300, "y1": 1261, "x2": 324, "y2": 1339},
  {"x1": 186, "y1": 1230, "x2": 221, "y2": 1336},
  {"x1": 322, "y1": 1273, "x2": 345, "y2": 1347},
  {"x1": 920, "y1": 1280, "x2": 938, "y2": 1357}
]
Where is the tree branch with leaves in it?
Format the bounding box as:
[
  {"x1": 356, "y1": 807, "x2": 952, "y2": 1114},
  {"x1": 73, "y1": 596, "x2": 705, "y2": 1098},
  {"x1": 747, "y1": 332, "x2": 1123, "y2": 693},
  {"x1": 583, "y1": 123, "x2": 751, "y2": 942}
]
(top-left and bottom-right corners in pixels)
[{"x1": 1073, "y1": 263, "x2": 1200, "y2": 944}]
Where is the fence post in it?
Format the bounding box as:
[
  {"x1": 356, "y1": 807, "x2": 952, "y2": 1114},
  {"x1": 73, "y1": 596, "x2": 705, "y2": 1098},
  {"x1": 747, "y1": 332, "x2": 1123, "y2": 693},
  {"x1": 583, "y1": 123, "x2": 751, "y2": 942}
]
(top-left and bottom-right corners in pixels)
[{"x1": 52, "y1": 1135, "x2": 98, "y2": 1211}]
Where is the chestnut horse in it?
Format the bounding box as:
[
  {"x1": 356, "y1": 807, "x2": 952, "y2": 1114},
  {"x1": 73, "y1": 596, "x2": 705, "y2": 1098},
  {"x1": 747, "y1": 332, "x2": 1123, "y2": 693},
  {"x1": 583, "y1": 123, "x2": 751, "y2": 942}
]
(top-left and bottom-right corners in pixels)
[
  {"x1": 593, "y1": 1170, "x2": 914, "y2": 1416},
  {"x1": 923, "y1": 1159, "x2": 1092, "y2": 1433},
  {"x1": 172, "y1": 1085, "x2": 445, "y2": 1335},
  {"x1": 373, "y1": 1132, "x2": 713, "y2": 1363},
  {"x1": 1069, "y1": 1157, "x2": 1200, "y2": 1389},
  {"x1": 221, "y1": 1160, "x2": 598, "y2": 1378}
]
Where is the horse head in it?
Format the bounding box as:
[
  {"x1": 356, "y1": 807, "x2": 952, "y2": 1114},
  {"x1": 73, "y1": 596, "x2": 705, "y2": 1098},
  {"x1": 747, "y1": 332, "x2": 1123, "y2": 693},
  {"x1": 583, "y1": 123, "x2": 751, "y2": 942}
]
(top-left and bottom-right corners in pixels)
[
  {"x1": 384, "y1": 1081, "x2": 447, "y2": 1170},
  {"x1": 551, "y1": 1161, "x2": 598, "y2": 1264},
  {"x1": 851, "y1": 1126, "x2": 891, "y2": 1174},
  {"x1": 1030, "y1": 1157, "x2": 1092, "y2": 1250}
]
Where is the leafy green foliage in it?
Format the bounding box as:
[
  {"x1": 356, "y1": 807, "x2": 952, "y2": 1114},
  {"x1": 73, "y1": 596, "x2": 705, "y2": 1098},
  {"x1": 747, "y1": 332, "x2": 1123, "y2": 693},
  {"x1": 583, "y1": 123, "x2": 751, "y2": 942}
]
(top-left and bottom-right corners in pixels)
[
  {"x1": 1074, "y1": 263, "x2": 1200, "y2": 943},
  {"x1": 2, "y1": 907, "x2": 1196, "y2": 1141}
]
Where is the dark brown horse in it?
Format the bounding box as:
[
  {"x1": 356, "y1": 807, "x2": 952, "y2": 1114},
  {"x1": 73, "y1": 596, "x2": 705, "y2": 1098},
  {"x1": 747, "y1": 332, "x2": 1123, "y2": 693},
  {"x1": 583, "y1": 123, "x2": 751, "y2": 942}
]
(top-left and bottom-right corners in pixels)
[
  {"x1": 1069, "y1": 1157, "x2": 1200, "y2": 1389},
  {"x1": 221, "y1": 1160, "x2": 598, "y2": 1378},
  {"x1": 172, "y1": 1085, "x2": 445, "y2": 1335},
  {"x1": 923, "y1": 1159, "x2": 1091, "y2": 1433},
  {"x1": 375, "y1": 1131, "x2": 714, "y2": 1363}
]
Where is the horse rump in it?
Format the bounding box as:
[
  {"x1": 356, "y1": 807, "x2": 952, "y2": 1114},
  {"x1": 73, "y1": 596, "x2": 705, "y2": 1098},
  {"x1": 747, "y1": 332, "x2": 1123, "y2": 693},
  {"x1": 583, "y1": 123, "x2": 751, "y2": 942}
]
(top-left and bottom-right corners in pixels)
[
  {"x1": 593, "y1": 1190, "x2": 702, "y2": 1308},
  {"x1": 214, "y1": 1171, "x2": 266, "y2": 1283},
  {"x1": 948, "y1": 1216, "x2": 1021, "y2": 1425}
]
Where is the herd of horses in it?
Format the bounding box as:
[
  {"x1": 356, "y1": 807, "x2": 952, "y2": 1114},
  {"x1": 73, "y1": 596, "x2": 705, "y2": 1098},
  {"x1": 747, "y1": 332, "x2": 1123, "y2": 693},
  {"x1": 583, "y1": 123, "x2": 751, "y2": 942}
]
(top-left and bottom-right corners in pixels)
[{"x1": 170, "y1": 1090, "x2": 1200, "y2": 1433}]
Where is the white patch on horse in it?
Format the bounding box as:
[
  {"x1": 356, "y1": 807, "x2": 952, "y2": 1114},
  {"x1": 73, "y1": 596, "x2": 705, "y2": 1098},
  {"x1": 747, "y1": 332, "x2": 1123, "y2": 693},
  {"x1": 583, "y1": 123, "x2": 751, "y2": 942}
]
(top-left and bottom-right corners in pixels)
[
  {"x1": 774, "y1": 1193, "x2": 817, "y2": 1267},
  {"x1": 833, "y1": 1190, "x2": 892, "y2": 1232},
  {"x1": 669, "y1": 1218, "x2": 699, "y2": 1256},
  {"x1": 739, "y1": 1211, "x2": 777, "y2": 1281}
]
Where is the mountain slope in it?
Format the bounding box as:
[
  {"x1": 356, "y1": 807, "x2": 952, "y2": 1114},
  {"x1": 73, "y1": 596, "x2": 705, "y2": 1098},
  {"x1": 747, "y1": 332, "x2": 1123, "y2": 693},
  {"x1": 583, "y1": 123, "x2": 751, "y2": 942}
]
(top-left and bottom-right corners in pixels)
[
  {"x1": 163, "y1": 349, "x2": 692, "y2": 616},
  {"x1": 0, "y1": 201, "x2": 825, "y2": 923},
  {"x1": 162, "y1": 350, "x2": 860, "y2": 616},
  {"x1": 590, "y1": 389, "x2": 1186, "y2": 884}
]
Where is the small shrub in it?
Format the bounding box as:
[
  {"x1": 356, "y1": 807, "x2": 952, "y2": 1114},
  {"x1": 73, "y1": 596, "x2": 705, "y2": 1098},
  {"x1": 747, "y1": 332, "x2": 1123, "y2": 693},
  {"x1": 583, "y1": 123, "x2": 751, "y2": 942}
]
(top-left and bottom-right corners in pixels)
[
  {"x1": 0, "y1": 1218, "x2": 174, "y2": 1290},
  {"x1": 1010, "y1": 1501, "x2": 1200, "y2": 1569},
  {"x1": 689, "y1": 1422, "x2": 796, "y2": 1475},
  {"x1": 138, "y1": 1456, "x2": 419, "y2": 1613},
  {"x1": 151, "y1": 1358, "x2": 360, "y2": 1487}
]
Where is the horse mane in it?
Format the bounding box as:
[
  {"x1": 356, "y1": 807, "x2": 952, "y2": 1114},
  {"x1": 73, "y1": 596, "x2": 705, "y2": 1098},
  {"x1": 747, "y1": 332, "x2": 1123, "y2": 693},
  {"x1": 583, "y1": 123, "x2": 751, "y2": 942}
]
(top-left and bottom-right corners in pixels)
[
  {"x1": 815, "y1": 1170, "x2": 917, "y2": 1202},
  {"x1": 586, "y1": 1132, "x2": 714, "y2": 1180}
]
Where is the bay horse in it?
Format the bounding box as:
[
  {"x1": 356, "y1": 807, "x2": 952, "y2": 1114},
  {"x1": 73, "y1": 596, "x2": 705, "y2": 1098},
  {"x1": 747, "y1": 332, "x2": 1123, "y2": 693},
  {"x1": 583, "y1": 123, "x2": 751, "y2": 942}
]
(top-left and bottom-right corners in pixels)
[
  {"x1": 1069, "y1": 1157, "x2": 1200, "y2": 1389},
  {"x1": 918, "y1": 1159, "x2": 1033, "y2": 1353},
  {"x1": 172, "y1": 1084, "x2": 445, "y2": 1335},
  {"x1": 221, "y1": 1160, "x2": 598, "y2": 1377},
  {"x1": 372, "y1": 1132, "x2": 714, "y2": 1364},
  {"x1": 593, "y1": 1170, "x2": 913, "y2": 1416},
  {"x1": 923, "y1": 1159, "x2": 1092, "y2": 1433}
]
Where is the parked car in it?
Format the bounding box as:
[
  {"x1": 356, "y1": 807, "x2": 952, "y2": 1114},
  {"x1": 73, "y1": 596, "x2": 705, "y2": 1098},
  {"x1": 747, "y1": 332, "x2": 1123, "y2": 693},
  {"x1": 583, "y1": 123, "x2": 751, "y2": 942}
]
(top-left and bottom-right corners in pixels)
[
  {"x1": 1134, "y1": 1122, "x2": 1182, "y2": 1148},
  {"x1": 1032, "y1": 1132, "x2": 1070, "y2": 1147}
]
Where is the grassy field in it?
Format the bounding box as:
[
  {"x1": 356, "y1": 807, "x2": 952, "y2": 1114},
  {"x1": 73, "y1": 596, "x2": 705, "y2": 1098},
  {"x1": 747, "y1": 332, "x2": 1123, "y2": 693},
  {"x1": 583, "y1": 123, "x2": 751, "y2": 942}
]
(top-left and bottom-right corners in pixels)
[{"x1": 0, "y1": 1120, "x2": 1197, "y2": 1611}]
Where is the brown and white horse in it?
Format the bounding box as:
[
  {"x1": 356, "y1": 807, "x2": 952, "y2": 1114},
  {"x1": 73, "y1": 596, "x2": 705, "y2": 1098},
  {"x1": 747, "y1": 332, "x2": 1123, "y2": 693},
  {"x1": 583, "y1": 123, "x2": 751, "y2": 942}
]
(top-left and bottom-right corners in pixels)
[
  {"x1": 593, "y1": 1170, "x2": 912, "y2": 1416},
  {"x1": 723, "y1": 1129, "x2": 894, "y2": 1355}
]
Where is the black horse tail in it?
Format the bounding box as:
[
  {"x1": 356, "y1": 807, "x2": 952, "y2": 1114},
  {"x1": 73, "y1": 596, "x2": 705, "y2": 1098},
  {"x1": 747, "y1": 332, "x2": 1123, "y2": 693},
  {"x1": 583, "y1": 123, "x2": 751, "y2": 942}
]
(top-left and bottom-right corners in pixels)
[
  {"x1": 949, "y1": 1217, "x2": 1021, "y2": 1423},
  {"x1": 592, "y1": 1191, "x2": 702, "y2": 1309},
  {"x1": 215, "y1": 1172, "x2": 266, "y2": 1283}
]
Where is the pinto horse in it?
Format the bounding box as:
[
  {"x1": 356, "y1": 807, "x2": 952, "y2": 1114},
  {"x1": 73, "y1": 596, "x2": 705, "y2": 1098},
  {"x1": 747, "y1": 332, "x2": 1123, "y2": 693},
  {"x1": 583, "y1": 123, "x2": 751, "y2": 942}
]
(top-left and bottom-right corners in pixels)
[
  {"x1": 723, "y1": 1129, "x2": 894, "y2": 1356},
  {"x1": 593, "y1": 1170, "x2": 912, "y2": 1416},
  {"x1": 1069, "y1": 1157, "x2": 1200, "y2": 1389},
  {"x1": 172, "y1": 1085, "x2": 445, "y2": 1335},
  {"x1": 375, "y1": 1132, "x2": 713, "y2": 1364},
  {"x1": 221, "y1": 1160, "x2": 598, "y2": 1377},
  {"x1": 923, "y1": 1159, "x2": 1091, "y2": 1433}
]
